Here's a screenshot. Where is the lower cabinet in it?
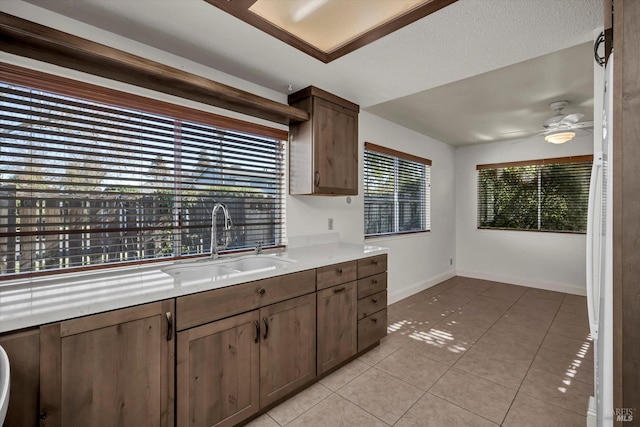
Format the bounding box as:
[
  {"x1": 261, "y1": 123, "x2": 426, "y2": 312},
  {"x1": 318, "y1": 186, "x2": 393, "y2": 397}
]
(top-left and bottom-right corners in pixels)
[
  {"x1": 39, "y1": 300, "x2": 175, "y2": 427},
  {"x1": 260, "y1": 293, "x2": 316, "y2": 407},
  {"x1": 176, "y1": 293, "x2": 317, "y2": 427},
  {"x1": 316, "y1": 281, "x2": 357, "y2": 375},
  {"x1": 0, "y1": 329, "x2": 40, "y2": 427},
  {"x1": 176, "y1": 311, "x2": 260, "y2": 427}
]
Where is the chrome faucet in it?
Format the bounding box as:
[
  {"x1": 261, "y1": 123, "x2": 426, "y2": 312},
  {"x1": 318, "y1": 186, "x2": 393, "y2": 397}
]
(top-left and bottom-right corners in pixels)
[
  {"x1": 211, "y1": 203, "x2": 232, "y2": 259},
  {"x1": 255, "y1": 241, "x2": 263, "y2": 255}
]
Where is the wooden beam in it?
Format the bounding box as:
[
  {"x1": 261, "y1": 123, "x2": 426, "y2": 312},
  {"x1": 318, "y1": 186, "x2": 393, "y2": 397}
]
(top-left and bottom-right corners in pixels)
[
  {"x1": 0, "y1": 12, "x2": 309, "y2": 125},
  {"x1": 613, "y1": 0, "x2": 640, "y2": 422}
]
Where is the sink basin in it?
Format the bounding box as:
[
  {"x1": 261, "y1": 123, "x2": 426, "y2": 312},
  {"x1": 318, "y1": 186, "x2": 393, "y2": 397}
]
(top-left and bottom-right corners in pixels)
[
  {"x1": 221, "y1": 256, "x2": 294, "y2": 272},
  {"x1": 161, "y1": 264, "x2": 236, "y2": 281},
  {"x1": 162, "y1": 255, "x2": 295, "y2": 281}
]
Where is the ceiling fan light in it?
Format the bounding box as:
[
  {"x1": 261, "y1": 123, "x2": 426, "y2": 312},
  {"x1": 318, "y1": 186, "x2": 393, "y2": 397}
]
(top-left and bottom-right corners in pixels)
[{"x1": 545, "y1": 131, "x2": 576, "y2": 144}]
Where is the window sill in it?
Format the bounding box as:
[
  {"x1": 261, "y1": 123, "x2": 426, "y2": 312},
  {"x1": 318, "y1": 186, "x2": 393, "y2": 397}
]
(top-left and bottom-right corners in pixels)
[{"x1": 364, "y1": 230, "x2": 430, "y2": 242}]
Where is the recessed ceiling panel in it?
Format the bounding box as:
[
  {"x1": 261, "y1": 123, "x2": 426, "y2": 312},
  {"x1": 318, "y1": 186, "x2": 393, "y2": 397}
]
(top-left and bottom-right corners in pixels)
[
  {"x1": 248, "y1": 0, "x2": 428, "y2": 52},
  {"x1": 205, "y1": 0, "x2": 457, "y2": 62}
]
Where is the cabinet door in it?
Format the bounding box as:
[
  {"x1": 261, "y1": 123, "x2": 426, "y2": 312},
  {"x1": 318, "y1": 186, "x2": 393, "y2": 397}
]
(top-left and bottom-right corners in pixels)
[
  {"x1": 259, "y1": 293, "x2": 316, "y2": 407},
  {"x1": 39, "y1": 300, "x2": 175, "y2": 427},
  {"x1": 316, "y1": 281, "x2": 357, "y2": 375},
  {"x1": 313, "y1": 97, "x2": 358, "y2": 195},
  {"x1": 176, "y1": 311, "x2": 260, "y2": 427},
  {"x1": 0, "y1": 329, "x2": 40, "y2": 427}
]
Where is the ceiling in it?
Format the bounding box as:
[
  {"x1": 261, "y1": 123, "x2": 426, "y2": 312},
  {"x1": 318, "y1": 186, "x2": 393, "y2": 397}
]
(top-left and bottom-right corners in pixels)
[{"x1": 11, "y1": 0, "x2": 603, "y2": 146}]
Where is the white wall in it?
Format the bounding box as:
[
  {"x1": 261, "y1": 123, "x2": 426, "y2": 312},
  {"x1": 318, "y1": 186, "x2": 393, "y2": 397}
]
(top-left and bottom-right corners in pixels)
[
  {"x1": 455, "y1": 135, "x2": 593, "y2": 295},
  {"x1": 287, "y1": 112, "x2": 458, "y2": 303}
]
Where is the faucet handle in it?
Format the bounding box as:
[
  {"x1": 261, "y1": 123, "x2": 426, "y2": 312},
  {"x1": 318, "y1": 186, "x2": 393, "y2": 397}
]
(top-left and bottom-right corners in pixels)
[{"x1": 255, "y1": 241, "x2": 263, "y2": 254}]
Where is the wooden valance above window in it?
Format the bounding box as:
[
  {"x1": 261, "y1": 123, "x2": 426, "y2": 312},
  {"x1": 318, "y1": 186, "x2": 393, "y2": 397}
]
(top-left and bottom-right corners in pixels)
[{"x1": 0, "y1": 12, "x2": 309, "y2": 126}]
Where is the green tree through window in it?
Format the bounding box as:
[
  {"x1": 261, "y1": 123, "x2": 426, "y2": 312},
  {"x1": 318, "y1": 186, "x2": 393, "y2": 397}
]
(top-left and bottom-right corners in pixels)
[{"x1": 477, "y1": 156, "x2": 592, "y2": 233}]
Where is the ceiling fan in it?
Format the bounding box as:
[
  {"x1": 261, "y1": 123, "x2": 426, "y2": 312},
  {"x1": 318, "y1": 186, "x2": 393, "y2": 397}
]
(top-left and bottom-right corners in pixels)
[{"x1": 536, "y1": 100, "x2": 594, "y2": 144}]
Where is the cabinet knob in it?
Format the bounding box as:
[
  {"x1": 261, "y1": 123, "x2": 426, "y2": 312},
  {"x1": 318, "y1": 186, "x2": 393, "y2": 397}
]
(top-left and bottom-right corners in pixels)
[
  {"x1": 372, "y1": 298, "x2": 378, "y2": 304},
  {"x1": 39, "y1": 411, "x2": 47, "y2": 420},
  {"x1": 336, "y1": 268, "x2": 343, "y2": 274},
  {"x1": 372, "y1": 279, "x2": 378, "y2": 285},
  {"x1": 371, "y1": 317, "x2": 378, "y2": 323},
  {"x1": 257, "y1": 288, "x2": 266, "y2": 295},
  {"x1": 373, "y1": 260, "x2": 378, "y2": 266}
]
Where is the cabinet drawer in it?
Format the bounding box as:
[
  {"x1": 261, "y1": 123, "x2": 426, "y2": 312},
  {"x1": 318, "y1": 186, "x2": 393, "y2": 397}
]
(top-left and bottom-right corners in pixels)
[
  {"x1": 357, "y1": 254, "x2": 387, "y2": 278},
  {"x1": 357, "y1": 309, "x2": 387, "y2": 352},
  {"x1": 316, "y1": 261, "x2": 357, "y2": 290},
  {"x1": 357, "y1": 290, "x2": 387, "y2": 320},
  {"x1": 176, "y1": 269, "x2": 316, "y2": 330},
  {"x1": 357, "y1": 272, "x2": 387, "y2": 299}
]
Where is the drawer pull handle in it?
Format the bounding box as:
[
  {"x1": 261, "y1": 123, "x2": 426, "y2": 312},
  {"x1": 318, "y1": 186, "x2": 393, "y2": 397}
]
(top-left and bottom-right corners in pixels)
[
  {"x1": 337, "y1": 268, "x2": 343, "y2": 274},
  {"x1": 372, "y1": 298, "x2": 378, "y2": 303},
  {"x1": 314, "y1": 171, "x2": 320, "y2": 187},
  {"x1": 371, "y1": 317, "x2": 378, "y2": 323},
  {"x1": 372, "y1": 279, "x2": 378, "y2": 285},
  {"x1": 263, "y1": 317, "x2": 269, "y2": 339},
  {"x1": 334, "y1": 286, "x2": 346, "y2": 293},
  {"x1": 257, "y1": 287, "x2": 266, "y2": 295},
  {"x1": 253, "y1": 320, "x2": 260, "y2": 343},
  {"x1": 373, "y1": 260, "x2": 378, "y2": 266}
]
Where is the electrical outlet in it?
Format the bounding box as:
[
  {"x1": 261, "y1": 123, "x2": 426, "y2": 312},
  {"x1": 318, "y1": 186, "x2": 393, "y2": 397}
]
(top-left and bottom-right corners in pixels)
[{"x1": 328, "y1": 218, "x2": 334, "y2": 230}]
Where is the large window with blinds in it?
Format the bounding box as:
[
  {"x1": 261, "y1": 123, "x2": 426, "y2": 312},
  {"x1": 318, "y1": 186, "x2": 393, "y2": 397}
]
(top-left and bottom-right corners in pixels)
[
  {"x1": 0, "y1": 68, "x2": 286, "y2": 278},
  {"x1": 364, "y1": 143, "x2": 431, "y2": 238},
  {"x1": 477, "y1": 155, "x2": 592, "y2": 233}
]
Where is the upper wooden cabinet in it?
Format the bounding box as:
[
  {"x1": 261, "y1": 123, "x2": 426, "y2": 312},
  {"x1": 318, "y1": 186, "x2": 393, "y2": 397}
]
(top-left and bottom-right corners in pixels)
[{"x1": 288, "y1": 86, "x2": 359, "y2": 196}]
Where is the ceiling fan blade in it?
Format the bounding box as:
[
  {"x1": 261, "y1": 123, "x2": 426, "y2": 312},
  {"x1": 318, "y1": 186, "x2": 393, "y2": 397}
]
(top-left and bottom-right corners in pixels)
[
  {"x1": 560, "y1": 113, "x2": 584, "y2": 125},
  {"x1": 511, "y1": 131, "x2": 546, "y2": 145},
  {"x1": 572, "y1": 120, "x2": 594, "y2": 129}
]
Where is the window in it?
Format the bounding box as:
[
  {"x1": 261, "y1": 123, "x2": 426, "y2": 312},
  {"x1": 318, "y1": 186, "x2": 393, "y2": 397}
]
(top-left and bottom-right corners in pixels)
[
  {"x1": 364, "y1": 143, "x2": 431, "y2": 238},
  {"x1": 477, "y1": 155, "x2": 592, "y2": 233},
  {"x1": 0, "y1": 66, "x2": 286, "y2": 278}
]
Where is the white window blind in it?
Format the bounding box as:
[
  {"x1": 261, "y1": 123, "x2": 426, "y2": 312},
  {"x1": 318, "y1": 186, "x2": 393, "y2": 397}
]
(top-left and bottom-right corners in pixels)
[
  {"x1": 0, "y1": 76, "x2": 285, "y2": 278},
  {"x1": 364, "y1": 142, "x2": 431, "y2": 238},
  {"x1": 477, "y1": 156, "x2": 592, "y2": 233}
]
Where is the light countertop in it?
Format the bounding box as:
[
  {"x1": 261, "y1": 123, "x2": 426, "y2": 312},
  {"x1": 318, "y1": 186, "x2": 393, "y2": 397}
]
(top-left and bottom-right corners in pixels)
[{"x1": 0, "y1": 237, "x2": 386, "y2": 333}]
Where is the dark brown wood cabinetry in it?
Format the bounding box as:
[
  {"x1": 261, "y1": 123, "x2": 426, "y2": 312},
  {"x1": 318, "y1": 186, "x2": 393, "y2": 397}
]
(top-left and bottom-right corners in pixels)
[
  {"x1": 0, "y1": 253, "x2": 387, "y2": 427},
  {"x1": 38, "y1": 300, "x2": 175, "y2": 427},
  {"x1": 0, "y1": 329, "x2": 40, "y2": 427},
  {"x1": 288, "y1": 86, "x2": 359, "y2": 196},
  {"x1": 357, "y1": 255, "x2": 388, "y2": 351},
  {"x1": 176, "y1": 271, "x2": 317, "y2": 425},
  {"x1": 316, "y1": 260, "x2": 359, "y2": 375},
  {"x1": 176, "y1": 311, "x2": 260, "y2": 427},
  {"x1": 259, "y1": 293, "x2": 316, "y2": 407}
]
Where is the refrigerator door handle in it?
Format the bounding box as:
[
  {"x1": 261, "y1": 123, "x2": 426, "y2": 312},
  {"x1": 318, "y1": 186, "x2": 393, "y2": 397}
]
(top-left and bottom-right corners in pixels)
[{"x1": 586, "y1": 151, "x2": 603, "y2": 340}]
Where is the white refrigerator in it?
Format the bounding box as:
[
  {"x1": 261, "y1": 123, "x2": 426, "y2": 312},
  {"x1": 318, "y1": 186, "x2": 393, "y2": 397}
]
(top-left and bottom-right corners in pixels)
[{"x1": 586, "y1": 53, "x2": 613, "y2": 427}]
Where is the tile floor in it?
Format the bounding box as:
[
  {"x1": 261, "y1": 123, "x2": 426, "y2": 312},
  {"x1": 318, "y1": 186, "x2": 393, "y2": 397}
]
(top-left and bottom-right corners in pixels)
[{"x1": 247, "y1": 276, "x2": 593, "y2": 427}]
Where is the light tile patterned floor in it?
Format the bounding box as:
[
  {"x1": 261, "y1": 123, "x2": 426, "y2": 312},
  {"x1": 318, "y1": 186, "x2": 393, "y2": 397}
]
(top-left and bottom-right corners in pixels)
[{"x1": 247, "y1": 276, "x2": 593, "y2": 426}]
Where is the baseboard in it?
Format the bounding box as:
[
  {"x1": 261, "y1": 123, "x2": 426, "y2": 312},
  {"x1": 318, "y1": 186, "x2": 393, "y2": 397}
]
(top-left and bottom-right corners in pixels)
[
  {"x1": 455, "y1": 269, "x2": 587, "y2": 296},
  {"x1": 388, "y1": 269, "x2": 456, "y2": 304}
]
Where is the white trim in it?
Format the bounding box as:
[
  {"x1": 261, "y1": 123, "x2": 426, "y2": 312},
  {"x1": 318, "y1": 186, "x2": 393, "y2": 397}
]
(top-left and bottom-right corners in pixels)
[
  {"x1": 455, "y1": 269, "x2": 586, "y2": 296},
  {"x1": 388, "y1": 269, "x2": 456, "y2": 304}
]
